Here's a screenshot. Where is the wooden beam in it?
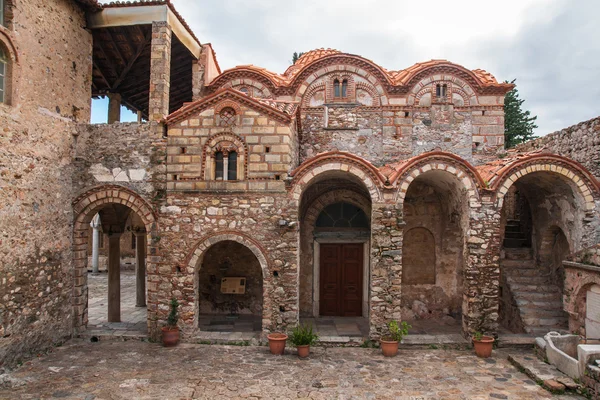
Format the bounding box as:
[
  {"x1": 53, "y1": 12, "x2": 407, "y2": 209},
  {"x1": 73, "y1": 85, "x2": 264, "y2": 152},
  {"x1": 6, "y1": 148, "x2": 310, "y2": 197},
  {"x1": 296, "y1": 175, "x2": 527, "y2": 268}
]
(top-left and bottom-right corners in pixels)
[
  {"x1": 93, "y1": 59, "x2": 112, "y2": 90},
  {"x1": 94, "y1": 39, "x2": 119, "y2": 87},
  {"x1": 113, "y1": 30, "x2": 152, "y2": 90}
]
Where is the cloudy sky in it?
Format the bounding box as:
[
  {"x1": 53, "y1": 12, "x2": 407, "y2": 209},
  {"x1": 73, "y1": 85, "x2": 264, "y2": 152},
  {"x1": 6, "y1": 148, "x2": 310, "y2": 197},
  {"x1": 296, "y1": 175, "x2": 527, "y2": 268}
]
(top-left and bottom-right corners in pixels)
[{"x1": 95, "y1": 0, "x2": 599, "y2": 136}]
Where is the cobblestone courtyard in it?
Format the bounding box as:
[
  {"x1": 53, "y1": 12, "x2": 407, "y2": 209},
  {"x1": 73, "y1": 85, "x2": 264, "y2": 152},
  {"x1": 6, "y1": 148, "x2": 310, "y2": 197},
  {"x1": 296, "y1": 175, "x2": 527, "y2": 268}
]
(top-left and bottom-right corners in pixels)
[{"x1": 0, "y1": 340, "x2": 582, "y2": 399}]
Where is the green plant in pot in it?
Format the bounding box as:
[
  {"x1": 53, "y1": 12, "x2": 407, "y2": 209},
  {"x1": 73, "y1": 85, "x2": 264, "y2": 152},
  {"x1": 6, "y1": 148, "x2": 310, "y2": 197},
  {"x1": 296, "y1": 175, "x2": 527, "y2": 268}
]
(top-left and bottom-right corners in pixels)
[
  {"x1": 162, "y1": 297, "x2": 180, "y2": 347},
  {"x1": 472, "y1": 330, "x2": 495, "y2": 358},
  {"x1": 289, "y1": 323, "x2": 319, "y2": 358},
  {"x1": 380, "y1": 320, "x2": 411, "y2": 357}
]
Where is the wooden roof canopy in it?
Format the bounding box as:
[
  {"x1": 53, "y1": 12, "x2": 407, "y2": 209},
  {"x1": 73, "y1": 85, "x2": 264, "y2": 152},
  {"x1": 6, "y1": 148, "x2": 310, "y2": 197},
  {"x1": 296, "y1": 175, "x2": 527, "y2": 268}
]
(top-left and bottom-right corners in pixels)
[{"x1": 87, "y1": 1, "x2": 201, "y2": 119}]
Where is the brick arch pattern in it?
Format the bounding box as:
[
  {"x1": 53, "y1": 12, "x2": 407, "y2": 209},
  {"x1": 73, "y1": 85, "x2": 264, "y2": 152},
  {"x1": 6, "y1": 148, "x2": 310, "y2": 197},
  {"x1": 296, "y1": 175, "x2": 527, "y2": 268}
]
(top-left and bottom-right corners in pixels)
[
  {"x1": 71, "y1": 185, "x2": 157, "y2": 332},
  {"x1": 491, "y1": 155, "x2": 599, "y2": 212},
  {"x1": 293, "y1": 63, "x2": 388, "y2": 104},
  {"x1": 224, "y1": 80, "x2": 273, "y2": 99},
  {"x1": 201, "y1": 132, "x2": 248, "y2": 180},
  {"x1": 303, "y1": 188, "x2": 372, "y2": 227},
  {"x1": 404, "y1": 64, "x2": 494, "y2": 96},
  {"x1": 207, "y1": 68, "x2": 279, "y2": 96},
  {"x1": 290, "y1": 152, "x2": 387, "y2": 203},
  {"x1": 392, "y1": 151, "x2": 485, "y2": 204},
  {"x1": 355, "y1": 81, "x2": 381, "y2": 107},
  {"x1": 409, "y1": 75, "x2": 476, "y2": 106},
  {"x1": 301, "y1": 81, "x2": 326, "y2": 108}
]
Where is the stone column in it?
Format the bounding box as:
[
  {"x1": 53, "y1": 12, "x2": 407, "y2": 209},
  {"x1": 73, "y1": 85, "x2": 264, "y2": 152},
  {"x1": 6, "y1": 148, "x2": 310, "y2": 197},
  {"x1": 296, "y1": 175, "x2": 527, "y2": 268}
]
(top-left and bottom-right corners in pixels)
[
  {"x1": 223, "y1": 154, "x2": 229, "y2": 181},
  {"x1": 134, "y1": 231, "x2": 147, "y2": 307},
  {"x1": 107, "y1": 232, "x2": 122, "y2": 322},
  {"x1": 90, "y1": 214, "x2": 101, "y2": 275},
  {"x1": 137, "y1": 110, "x2": 143, "y2": 123},
  {"x1": 107, "y1": 93, "x2": 121, "y2": 124},
  {"x1": 149, "y1": 21, "x2": 172, "y2": 122}
]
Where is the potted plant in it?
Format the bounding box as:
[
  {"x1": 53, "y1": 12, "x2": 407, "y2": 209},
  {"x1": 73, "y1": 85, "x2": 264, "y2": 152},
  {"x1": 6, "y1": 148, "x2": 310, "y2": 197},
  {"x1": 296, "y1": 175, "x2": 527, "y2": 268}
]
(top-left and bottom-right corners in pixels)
[
  {"x1": 289, "y1": 323, "x2": 319, "y2": 358},
  {"x1": 472, "y1": 331, "x2": 495, "y2": 358},
  {"x1": 380, "y1": 320, "x2": 411, "y2": 357},
  {"x1": 267, "y1": 331, "x2": 288, "y2": 355},
  {"x1": 162, "y1": 298, "x2": 180, "y2": 347}
]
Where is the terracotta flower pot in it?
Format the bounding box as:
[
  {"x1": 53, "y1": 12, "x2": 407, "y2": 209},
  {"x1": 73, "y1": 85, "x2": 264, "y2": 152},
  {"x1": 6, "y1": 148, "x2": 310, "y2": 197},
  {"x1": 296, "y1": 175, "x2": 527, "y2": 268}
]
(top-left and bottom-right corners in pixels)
[
  {"x1": 380, "y1": 339, "x2": 399, "y2": 357},
  {"x1": 162, "y1": 326, "x2": 180, "y2": 347},
  {"x1": 473, "y1": 336, "x2": 494, "y2": 358},
  {"x1": 267, "y1": 333, "x2": 288, "y2": 355},
  {"x1": 297, "y1": 345, "x2": 310, "y2": 358}
]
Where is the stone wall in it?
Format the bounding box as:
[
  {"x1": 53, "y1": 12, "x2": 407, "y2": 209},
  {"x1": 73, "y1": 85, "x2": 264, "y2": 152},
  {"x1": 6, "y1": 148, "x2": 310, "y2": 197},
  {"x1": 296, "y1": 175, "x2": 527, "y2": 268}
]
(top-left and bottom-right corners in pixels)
[
  {"x1": 515, "y1": 117, "x2": 600, "y2": 179},
  {"x1": 74, "y1": 122, "x2": 165, "y2": 202},
  {"x1": 0, "y1": 0, "x2": 92, "y2": 369}
]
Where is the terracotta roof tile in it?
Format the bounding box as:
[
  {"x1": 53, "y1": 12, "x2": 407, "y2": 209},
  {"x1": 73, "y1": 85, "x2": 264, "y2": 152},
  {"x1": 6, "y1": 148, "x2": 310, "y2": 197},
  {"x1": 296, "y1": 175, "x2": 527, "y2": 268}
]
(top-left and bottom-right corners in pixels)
[
  {"x1": 283, "y1": 48, "x2": 342, "y2": 79},
  {"x1": 476, "y1": 150, "x2": 545, "y2": 184}
]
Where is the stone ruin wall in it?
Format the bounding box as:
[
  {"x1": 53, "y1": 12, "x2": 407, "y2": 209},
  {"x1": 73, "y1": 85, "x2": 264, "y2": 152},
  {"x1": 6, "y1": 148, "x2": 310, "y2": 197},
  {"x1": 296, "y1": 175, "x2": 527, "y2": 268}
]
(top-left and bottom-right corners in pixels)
[
  {"x1": 0, "y1": 0, "x2": 92, "y2": 370},
  {"x1": 515, "y1": 116, "x2": 600, "y2": 179}
]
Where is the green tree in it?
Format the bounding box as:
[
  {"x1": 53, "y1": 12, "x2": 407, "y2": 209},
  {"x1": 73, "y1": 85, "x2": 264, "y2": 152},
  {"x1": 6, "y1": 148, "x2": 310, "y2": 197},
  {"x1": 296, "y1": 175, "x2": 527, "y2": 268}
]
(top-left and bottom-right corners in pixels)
[
  {"x1": 292, "y1": 52, "x2": 305, "y2": 64},
  {"x1": 504, "y1": 79, "x2": 538, "y2": 148}
]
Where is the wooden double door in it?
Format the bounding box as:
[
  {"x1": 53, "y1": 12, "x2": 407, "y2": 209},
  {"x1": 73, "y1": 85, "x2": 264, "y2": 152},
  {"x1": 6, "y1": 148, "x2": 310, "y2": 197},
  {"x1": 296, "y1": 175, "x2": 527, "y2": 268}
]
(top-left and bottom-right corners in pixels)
[{"x1": 319, "y1": 243, "x2": 363, "y2": 316}]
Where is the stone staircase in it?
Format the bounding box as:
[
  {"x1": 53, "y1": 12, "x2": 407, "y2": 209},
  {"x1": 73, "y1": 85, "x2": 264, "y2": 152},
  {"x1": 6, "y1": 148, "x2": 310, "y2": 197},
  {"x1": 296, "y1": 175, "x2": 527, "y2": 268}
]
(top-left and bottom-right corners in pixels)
[
  {"x1": 501, "y1": 248, "x2": 568, "y2": 336},
  {"x1": 503, "y1": 219, "x2": 529, "y2": 248}
]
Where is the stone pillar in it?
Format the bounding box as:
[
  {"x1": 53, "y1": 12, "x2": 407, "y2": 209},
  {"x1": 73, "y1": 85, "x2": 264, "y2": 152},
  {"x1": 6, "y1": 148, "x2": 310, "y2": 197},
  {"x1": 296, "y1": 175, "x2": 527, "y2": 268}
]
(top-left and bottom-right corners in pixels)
[
  {"x1": 369, "y1": 202, "x2": 403, "y2": 338},
  {"x1": 149, "y1": 21, "x2": 172, "y2": 122},
  {"x1": 134, "y1": 232, "x2": 147, "y2": 307},
  {"x1": 137, "y1": 110, "x2": 143, "y2": 123},
  {"x1": 107, "y1": 93, "x2": 121, "y2": 124},
  {"x1": 192, "y1": 50, "x2": 206, "y2": 101},
  {"x1": 223, "y1": 154, "x2": 229, "y2": 181},
  {"x1": 90, "y1": 214, "x2": 101, "y2": 274},
  {"x1": 107, "y1": 233, "x2": 122, "y2": 322}
]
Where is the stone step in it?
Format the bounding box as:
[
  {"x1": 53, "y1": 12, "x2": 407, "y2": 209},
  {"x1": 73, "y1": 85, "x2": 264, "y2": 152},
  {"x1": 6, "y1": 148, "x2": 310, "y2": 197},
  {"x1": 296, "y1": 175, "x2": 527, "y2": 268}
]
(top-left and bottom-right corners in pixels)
[
  {"x1": 503, "y1": 238, "x2": 529, "y2": 248},
  {"x1": 509, "y1": 283, "x2": 561, "y2": 292},
  {"x1": 507, "y1": 276, "x2": 552, "y2": 285},
  {"x1": 505, "y1": 224, "x2": 522, "y2": 233},
  {"x1": 504, "y1": 248, "x2": 533, "y2": 260},
  {"x1": 519, "y1": 307, "x2": 568, "y2": 318},
  {"x1": 522, "y1": 316, "x2": 568, "y2": 328},
  {"x1": 512, "y1": 291, "x2": 562, "y2": 301},
  {"x1": 526, "y1": 326, "x2": 569, "y2": 337},
  {"x1": 515, "y1": 298, "x2": 564, "y2": 310},
  {"x1": 504, "y1": 231, "x2": 527, "y2": 239},
  {"x1": 503, "y1": 269, "x2": 547, "y2": 278}
]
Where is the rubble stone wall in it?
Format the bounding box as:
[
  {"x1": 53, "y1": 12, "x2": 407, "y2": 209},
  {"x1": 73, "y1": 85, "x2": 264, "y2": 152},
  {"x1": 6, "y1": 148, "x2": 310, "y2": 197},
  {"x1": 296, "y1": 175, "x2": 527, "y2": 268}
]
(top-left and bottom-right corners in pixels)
[
  {"x1": 0, "y1": 0, "x2": 92, "y2": 369},
  {"x1": 515, "y1": 117, "x2": 600, "y2": 179}
]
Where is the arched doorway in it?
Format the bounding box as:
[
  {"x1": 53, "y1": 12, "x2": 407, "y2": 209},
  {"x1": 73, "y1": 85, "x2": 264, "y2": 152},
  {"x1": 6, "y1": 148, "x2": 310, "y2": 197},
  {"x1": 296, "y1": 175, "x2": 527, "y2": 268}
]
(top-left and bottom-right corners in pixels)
[
  {"x1": 196, "y1": 240, "x2": 264, "y2": 333},
  {"x1": 73, "y1": 187, "x2": 155, "y2": 336},
  {"x1": 401, "y1": 170, "x2": 468, "y2": 332},
  {"x1": 499, "y1": 171, "x2": 584, "y2": 335},
  {"x1": 298, "y1": 171, "x2": 372, "y2": 338}
]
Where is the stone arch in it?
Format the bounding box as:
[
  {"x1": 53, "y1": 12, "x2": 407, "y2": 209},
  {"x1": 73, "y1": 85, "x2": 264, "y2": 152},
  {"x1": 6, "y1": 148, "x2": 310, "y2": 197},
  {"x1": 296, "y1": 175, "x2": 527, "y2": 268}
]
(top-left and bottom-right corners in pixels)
[
  {"x1": 186, "y1": 232, "x2": 271, "y2": 330},
  {"x1": 539, "y1": 225, "x2": 571, "y2": 292},
  {"x1": 403, "y1": 63, "x2": 487, "y2": 97},
  {"x1": 186, "y1": 232, "x2": 270, "y2": 279},
  {"x1": 492, "y1": 155, "x2": 598, "y2": 212},
  {"x1": 568, "y1": 281, "x2": 600, "y2": 336},
  {"x1": 0, "y1": 30, "x2": 18, "y2": 105},
  {"x1": 393, "y1": 151, "x2": 484, "y2": 204},
  {"x1": 290, "y1": 152, "x2": 386, "y2": 203},
  {"x1": 202, "y1": 132, "x2": 248, "y2": 180},
  {"x1": 355, "y1": 81, "x2": 381, "y2": 107},
  {"x1": 207, "y1": 68, "x2": 279, "y2": 96},
  {"x1": 71, "y1": 185, "x2": 157, "y2": 331}
]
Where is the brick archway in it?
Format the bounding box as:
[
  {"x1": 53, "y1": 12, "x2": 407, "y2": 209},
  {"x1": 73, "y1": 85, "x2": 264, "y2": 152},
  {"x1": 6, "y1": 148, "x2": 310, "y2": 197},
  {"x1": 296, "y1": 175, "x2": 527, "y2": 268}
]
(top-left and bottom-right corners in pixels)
[
  {"x1": 71, "y1": 185, "x2": 157, "y2": 332},
  {"x1": 393, "y1": 151, "x2": 484, "y2": 204},
  {"x1": 186, "y1": 232, "x2": 271, "y2": 331},
  {"x1": 491, "y1": 156, "x2": 598, "y2": 212},
  {"x1": 290, "y1": 152, "x2": 386, "y2": 203}
]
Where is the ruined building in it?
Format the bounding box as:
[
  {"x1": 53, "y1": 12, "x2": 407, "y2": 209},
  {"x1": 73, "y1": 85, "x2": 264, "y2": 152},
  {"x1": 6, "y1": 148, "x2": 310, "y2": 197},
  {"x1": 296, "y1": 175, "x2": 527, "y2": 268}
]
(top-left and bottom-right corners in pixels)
[{"x1": 1, "y1": 0, "x2": 600, "y2": 368}]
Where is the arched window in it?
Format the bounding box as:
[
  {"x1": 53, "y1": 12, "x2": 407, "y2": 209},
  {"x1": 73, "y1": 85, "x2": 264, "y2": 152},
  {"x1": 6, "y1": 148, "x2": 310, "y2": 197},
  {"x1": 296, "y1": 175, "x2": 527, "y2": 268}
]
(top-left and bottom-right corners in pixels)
[
  {"x1": 333, "y1": 79, "x2": 341, "y2": 98},
  {"x1": 214, "y1": 151, "x2": 224, "y2": 180},
  {"x1": 341, "y1": 79, "x2": 348, "y2": 97},
  {"x1": 435, "y1": 84, "x2": 448, "y2": 100},
  {"x1": 228, "y1": 151, "x2": 238, "y2": 181},
  {"x1": 316, "y1": 202, "x2": 369, "y2": 229},
  {"x1": 0, "y1": 46, "x2": 6, "y2": 104},
  {"x1": 239, "y1": 87, "x2": 250, "y2": 96}
]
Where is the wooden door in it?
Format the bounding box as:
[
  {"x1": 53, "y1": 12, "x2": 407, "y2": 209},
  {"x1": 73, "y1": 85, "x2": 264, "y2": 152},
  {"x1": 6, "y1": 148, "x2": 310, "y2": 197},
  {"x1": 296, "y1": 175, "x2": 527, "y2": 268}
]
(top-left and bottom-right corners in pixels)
[{"x1": 320, "y1": 243, "x2": 363, "y2": 316}]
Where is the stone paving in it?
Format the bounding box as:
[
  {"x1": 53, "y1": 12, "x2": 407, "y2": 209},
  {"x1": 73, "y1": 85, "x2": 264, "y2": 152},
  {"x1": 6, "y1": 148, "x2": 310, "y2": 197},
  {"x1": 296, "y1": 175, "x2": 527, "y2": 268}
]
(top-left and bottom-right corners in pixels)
[{"x1": 0, "y1": 340, "x2": 584, "y2": 399}]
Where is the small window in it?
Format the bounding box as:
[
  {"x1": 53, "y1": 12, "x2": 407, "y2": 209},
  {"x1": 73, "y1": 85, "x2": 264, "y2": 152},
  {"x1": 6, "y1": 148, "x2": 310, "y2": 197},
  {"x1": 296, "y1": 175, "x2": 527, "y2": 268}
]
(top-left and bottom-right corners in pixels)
[
  {"x1": 228, "y1": 151, "x2": 238, "y2": 181},
  {"x1": 435, "y1": 84, "x2": 447, "y2": 100},
  {"x1": 341, "y1": 79, "x2": 348, "y2": 97},
  {"x1": 239, "y1": 87, "x2": 250, "y2": 95},
  {"x1": 215, "y1": 151, "x2": 224, "y2": 180},
  {"x1": 0, "y1": 47, "x2": 6, "y2": 104},
  {"x1": 334, "y1": 79, "x2": 341, "y2": 98},
  {"x1": 219, "y1": 107, "x2": 236, "y2": 127}
]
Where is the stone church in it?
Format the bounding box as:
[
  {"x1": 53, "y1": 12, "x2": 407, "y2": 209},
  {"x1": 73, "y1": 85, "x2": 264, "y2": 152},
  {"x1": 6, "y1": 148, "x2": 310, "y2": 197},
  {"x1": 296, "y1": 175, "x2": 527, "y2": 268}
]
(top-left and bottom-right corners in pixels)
[{"x1": 1, "y1": 0, "x2": 600, "y2": 368}]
